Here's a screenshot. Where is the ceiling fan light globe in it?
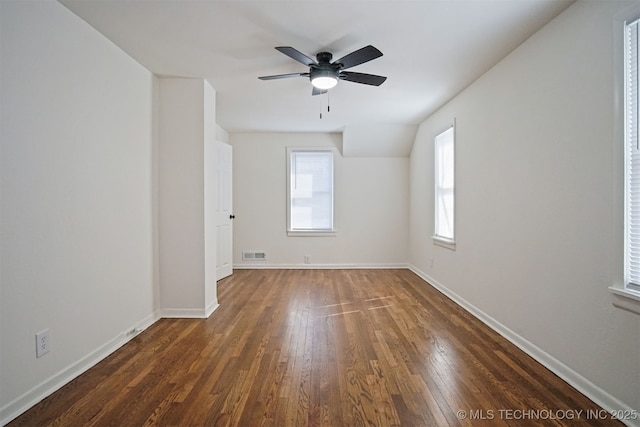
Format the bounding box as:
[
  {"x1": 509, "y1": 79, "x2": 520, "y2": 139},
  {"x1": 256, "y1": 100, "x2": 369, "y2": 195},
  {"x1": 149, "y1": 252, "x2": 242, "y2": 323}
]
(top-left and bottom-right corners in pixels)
[{"x1": 311, "y1": 76, "x2": 338, "y2": 90}]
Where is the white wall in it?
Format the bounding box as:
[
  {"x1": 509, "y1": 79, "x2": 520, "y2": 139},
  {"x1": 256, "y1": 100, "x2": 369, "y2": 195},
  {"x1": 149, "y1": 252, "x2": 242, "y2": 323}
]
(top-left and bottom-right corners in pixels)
[
  {"x1": 216, "y1": 125, "x2": 230, "y2": 144},
  {"x1": 0, "y1": 1, "x2": 157, "y2": 422},
  {"x1": 343, "y1": 124, "x2": 417, "y2": 157},
  {"x1": 204, "y1": 81, "x2": 218, "y2": 312},
  {"x1": 158, "y1": 78, "x2": 218, "y2": 317},
  {"x1": 231, "y1": 132, "x2": 409, "y2": 267},
  {"x1": 410, "y1": 0, "x2": 640, "y2": 415}
]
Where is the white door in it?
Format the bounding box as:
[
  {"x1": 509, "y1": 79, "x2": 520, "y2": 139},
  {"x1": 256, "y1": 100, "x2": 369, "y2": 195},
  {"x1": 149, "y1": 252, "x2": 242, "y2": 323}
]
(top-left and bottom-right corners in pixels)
[{"x1": 216, "y1": 141, "x2": 233, "y2": 280}]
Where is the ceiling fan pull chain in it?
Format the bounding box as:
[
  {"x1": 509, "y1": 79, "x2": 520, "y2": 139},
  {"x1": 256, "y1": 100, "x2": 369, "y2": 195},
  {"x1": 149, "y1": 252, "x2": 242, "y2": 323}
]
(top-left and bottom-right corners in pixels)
[{"x1": 319, "y1": 91, "x2": 331, "y2": 119}]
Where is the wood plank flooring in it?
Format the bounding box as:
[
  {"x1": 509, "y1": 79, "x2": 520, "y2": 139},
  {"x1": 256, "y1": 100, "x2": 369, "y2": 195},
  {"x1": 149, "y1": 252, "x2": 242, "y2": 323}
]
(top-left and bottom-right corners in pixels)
[{"x1": 9, "y1": 269, "x2": 623, "y2": 426}]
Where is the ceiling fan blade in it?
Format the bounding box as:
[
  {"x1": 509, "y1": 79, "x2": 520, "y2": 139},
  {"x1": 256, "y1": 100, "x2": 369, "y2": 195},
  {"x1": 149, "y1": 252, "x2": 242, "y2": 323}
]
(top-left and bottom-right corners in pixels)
[
  {"x1": 334, "y1": 45, "x2": 383, "y2": 70},
  {"x1": 258, "y1": 72, "x2": 308, "y2": 80},
  {"x1": 339, "y1": 71, "x2": 387, "y2": 86},
  {"x1": 275, "y1": 46, "x2": 317, "y2": 66},
  {"x1": 312, "y1": 87, "x2": 328, "y2": 96}
]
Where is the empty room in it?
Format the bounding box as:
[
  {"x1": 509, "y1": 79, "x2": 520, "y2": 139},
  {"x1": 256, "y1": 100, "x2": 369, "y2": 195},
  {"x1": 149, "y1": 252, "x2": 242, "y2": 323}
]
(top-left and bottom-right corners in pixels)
[{"x1": 1, "y1": 0, "x2": 639, "y2": 426}]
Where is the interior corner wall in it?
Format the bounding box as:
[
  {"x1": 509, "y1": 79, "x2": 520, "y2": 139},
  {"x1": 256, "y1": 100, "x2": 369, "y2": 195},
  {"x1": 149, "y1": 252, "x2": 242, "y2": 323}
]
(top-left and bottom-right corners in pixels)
[
  {"x1": 409, "y1": 0, "x2": 639, "y2": 414},
  {"x1": 0, "y1": 0, "x2": 157, "y2": 422},
  {"x1": 230, "y1": 132, "x2": 409, "y2": 268},
  {"x1": 216, "y1": 125, "x2": 230, "y2": 144},
  {"x1": 157, "y1": 78, "x2": 219, "y2": 317},
  {"x1": 203, "y1": 80, "x2": 218, "y2": 314}
]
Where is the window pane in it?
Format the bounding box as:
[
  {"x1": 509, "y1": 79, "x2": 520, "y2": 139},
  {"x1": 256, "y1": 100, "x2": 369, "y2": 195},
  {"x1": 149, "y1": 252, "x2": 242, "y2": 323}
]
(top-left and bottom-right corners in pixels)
[
  {"x1": 435, "y1": 127, "x2": 455, "y2": 241},
  {"x1": 290, "y1": 150, "x2": 334, "y2": 231},
  {"x1": 626, "y1": 19, "x2": 640, "y2": 290}
]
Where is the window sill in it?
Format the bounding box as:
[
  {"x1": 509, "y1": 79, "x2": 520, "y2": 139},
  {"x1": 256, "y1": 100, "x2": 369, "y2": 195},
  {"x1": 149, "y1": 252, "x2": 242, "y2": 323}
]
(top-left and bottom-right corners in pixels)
[
  {"x1": 432, "y1": 236, "x2": 456, "y2": 251},
  {"x1": 287, "y1": 230, "x2": 336, "y2": 237},
  {"x1": 608, "y1": 286, "x2": 640, "y2": 316}
]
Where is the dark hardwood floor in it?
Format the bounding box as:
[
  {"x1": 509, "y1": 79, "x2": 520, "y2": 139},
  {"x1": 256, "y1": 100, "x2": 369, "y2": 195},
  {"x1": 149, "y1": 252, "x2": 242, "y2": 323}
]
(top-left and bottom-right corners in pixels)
[{"x1": 9, "y1": 269, "x2": 622, "y2": 426}]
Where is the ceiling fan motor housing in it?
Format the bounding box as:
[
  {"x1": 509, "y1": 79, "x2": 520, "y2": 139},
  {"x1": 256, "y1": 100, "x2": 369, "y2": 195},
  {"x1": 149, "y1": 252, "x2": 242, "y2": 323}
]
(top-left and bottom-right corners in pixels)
[
  {"x1": 310, "y1": 66, "x2": 339, "y2": 82},
  {"x1": 310, "y1": 52, "x2": 340, "y2": 88},
  {"x1": 316, "y1": 51, "x2": 333, "y2": 64}
]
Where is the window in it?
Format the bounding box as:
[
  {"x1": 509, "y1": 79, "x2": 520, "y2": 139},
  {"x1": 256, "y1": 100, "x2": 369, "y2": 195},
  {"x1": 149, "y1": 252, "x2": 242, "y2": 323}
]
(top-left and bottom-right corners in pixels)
[
  {"x1": 610, "y1": 11, "x2": 640, "y2": 312},
  {"x1": 433, "y1": 125, "x2": 455, "y2": 249},
  {"x1": 624, "y1": 17, "x2": 640, "y2": 293},
  {"x1": 287, "y1": 148, "x2": 335, "y2": 235}
]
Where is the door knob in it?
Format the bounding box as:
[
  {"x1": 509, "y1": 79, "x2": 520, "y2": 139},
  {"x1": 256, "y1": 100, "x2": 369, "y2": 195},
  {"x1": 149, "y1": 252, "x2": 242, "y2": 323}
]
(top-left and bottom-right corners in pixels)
[{"x1": 229, "y1": 214, "x2": 236, "y2": 220}]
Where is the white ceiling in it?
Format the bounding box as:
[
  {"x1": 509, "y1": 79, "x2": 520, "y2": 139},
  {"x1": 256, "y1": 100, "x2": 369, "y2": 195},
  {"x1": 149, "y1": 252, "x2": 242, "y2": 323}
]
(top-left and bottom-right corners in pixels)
[{"x1": 59, "y1": 0, "x2": 574, "y2": 153}]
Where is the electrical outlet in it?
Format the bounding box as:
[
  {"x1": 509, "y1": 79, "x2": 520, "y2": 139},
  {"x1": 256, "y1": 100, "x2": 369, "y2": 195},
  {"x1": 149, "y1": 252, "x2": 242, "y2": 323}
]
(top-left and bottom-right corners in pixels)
[
  {"x1": 304, "y1": 255, "x2": 311, "y2": 264},
  {"x1": 35, "y1": 329, "x2": 50, "y2": 358}
]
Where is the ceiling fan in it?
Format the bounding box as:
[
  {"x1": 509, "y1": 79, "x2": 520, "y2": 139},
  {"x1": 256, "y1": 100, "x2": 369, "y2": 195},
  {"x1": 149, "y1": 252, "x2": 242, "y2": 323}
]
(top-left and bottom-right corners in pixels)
[{"x1": 258, "y1": 45, "x2": 387, "y2": 95}]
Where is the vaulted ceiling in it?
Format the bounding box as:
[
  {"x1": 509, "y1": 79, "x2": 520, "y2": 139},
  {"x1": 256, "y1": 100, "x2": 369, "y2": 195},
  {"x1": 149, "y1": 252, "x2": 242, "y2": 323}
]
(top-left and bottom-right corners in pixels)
[{"x1": 60, "y1": 0, "x2": 574, "y2": 155}]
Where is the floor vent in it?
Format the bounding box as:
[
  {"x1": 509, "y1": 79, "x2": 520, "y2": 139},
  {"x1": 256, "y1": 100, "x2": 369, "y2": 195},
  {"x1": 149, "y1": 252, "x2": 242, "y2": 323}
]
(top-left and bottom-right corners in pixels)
[{"x1": 242, "y1": 251, "x2": 266, "y2": 261}]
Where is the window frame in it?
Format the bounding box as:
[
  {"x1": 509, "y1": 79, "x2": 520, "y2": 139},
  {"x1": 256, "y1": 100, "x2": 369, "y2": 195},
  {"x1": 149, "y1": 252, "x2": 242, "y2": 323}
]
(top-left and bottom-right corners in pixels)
[
  {"x1": 286, "y1": 147, "x2": 337, "y2": 237},
  {"x1": 624, "y1": 16, "x2": 640, "y2": 295},
  {"x1": 432, "y1": 122, "x2": 456, "y2": 250},
  {"x1": 611, "y1": 9, "x2": 640, "y2": 314}
]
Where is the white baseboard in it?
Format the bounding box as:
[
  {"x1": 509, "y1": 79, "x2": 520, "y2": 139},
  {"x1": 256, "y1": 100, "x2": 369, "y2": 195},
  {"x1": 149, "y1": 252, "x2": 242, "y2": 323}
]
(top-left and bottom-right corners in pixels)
[
  {"x1": 205, "y1": 299, "x2": 219, "y2": 318},
  {"x1": 0, "y1": 311, "x2": 161, "y2": 427},
  {"x1": 1, "y1": 298, "x2": 224, "y2": 426},
  {"x1": 159, "y1": 299, "x2": 220, "y2": 319},
  {"x1": 161, "y1": 308, "x2": 207, "y2": 318},
  {"x1": 233, "y1": 262, "x2": 409, "y2": 270},
  {"x1": 408, "y1": 265, "x2": 640, "y2": 427}
]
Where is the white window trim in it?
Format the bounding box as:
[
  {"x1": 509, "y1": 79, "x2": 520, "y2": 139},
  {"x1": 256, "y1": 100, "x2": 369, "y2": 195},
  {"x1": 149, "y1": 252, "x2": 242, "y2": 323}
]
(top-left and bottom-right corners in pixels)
[
  {"x1": 609, "y1": 286, "x2": 640, "y2": 316},
  {"x1": 432, "y1": 236, "x2": 456, "y2": 251},
  {"x1": 609, "y1": 286, "x2": 640, "y2": 302},
  {"x1": 432, "y1": 122, "x2": 456, "y2": 250},
  {"x1": 287, "y1": 230, "x2": 337, "y2": 237},
  {"x1": 286, "y1": 147, "x2": 337, "y2": 237},
  {"x1": 611, "y1": 7, "x2": 640, "y2": 315}
]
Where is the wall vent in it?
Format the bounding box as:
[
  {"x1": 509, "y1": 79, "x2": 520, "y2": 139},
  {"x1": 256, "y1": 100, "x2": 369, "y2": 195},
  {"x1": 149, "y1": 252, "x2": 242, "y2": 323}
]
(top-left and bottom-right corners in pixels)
[{"x1": 242, "y1": 251, "x2": 266, "y2": 261}]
